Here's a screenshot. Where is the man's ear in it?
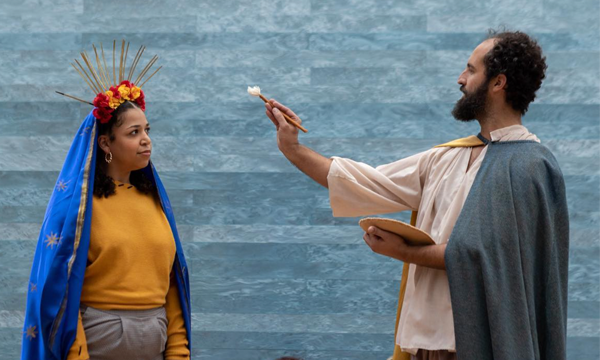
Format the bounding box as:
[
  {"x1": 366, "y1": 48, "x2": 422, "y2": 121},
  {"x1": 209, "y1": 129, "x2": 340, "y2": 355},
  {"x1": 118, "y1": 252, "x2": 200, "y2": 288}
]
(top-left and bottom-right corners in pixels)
[
  {"x1": 492, "y1": 74, "x2": 507, "y2": 92},
  {"x1": 98, "y1": 135, "x2": 110, "y2": 154}
]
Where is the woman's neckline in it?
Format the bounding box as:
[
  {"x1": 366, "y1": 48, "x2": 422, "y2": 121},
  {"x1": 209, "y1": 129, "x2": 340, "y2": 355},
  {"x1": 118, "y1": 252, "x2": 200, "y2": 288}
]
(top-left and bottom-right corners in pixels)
[{"x1": 114, "y1": 180, "x2": 135, "y2": 189}]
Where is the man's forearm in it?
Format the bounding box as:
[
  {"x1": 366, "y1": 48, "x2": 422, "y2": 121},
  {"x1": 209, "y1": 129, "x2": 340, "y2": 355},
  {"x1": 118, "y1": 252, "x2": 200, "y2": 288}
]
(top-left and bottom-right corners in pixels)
[
  {"x1": 398, "y1": 244, "x2": 447, "y2": 270},
  {"x1": 281, "y1": 143, "x2": 333, "y2": 188}
]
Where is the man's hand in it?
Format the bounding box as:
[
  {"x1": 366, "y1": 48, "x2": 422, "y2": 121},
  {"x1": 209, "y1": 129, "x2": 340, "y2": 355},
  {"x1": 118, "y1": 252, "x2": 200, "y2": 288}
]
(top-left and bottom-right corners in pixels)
[
  {"x1": 363, "y1": 226, "x2": 409, "y2": 261},
  {"x1": 363, "y1": 226, "x2": 447, "y2": 270},
  {"x1": 263, "y1": 98, "x2": 332, "y2": 188},
  {"x1": 265, "y1": 99, "x2": 302, "y2": 153}
]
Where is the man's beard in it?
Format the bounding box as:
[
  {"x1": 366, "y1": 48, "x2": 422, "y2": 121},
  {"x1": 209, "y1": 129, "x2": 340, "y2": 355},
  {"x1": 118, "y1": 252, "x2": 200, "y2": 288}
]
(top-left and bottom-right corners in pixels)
[{"x1": 451, "y1": 81, "x2": 489, "y2": 122}]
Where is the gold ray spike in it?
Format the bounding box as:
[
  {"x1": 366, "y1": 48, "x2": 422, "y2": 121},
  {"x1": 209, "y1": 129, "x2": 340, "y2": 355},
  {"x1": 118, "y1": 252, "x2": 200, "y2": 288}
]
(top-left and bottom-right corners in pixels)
[
  {"x1": 119, "y1": 40, "x2": 125, "y2": 83},
  {"x1": 137, "y1": 55, "x2": 159, "y2": 84},
  {"x1": 139, "y1": 65, "x2": 162, "y2": 88},
  {"x1": 128, "y1": 45, "x2": 145, "y2": 82},
  {"x1": 100, "y1": 43, "x2": 112, "y2": 88},
  {"x1": 122, "y1": 42, "x2": 130, "y2": 83},
  {"x1": 74, "y1": 59, "x2": 100, "y2": 94},
  {"x1": 55, "y1": 91, "x2": 94, "y2": 105},
  {"x1": 131, "y1": 45, "x2": 147, "y2": 83},
  {"x1": 81, "y1": 51, "x2": 106, "y2": 91},
  {"x1": 134, "y1": 55, "x2": 158, "y2": 85},
  {"x1": 74, "y1": 59, "x2": 102, "y2": 94},
  {"x1": 112, "y1": 40, "x2": 116, "y2": 84},
  {"x1": 71, "y1": 62, "x2": 98, "y2": 95},
  {"x1": 83, "y1": 51, "x2": 107, "y2": 91},
  {"x1": 92, "y1": 45, "x2": 110, "y2": 90}
]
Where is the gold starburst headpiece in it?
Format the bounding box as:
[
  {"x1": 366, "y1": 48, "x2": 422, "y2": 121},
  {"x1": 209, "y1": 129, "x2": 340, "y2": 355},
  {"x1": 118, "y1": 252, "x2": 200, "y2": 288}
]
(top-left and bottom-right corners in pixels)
[{"x1": 56, "y1": 40, "x2": 162, "y2": 123}]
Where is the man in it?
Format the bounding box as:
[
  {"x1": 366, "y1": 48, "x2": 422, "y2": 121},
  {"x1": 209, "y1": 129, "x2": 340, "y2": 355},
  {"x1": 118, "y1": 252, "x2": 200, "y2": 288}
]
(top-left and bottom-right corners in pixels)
[{"x1": 264, "y1": 29, "x2": 569, "y2": 360}]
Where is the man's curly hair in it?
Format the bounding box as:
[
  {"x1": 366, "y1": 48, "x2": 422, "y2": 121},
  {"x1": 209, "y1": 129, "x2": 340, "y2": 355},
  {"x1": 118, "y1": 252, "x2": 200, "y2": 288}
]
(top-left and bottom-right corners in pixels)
[{"x1": 483, "y1": 29, "x2": 547, "y2": 115}]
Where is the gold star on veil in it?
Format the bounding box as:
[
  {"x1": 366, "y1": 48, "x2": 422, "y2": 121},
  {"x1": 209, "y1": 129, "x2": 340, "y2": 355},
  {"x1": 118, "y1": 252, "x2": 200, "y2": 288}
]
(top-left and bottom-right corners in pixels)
[
  {"x1": 56, "y1": 180, "x2": 70, "y2": 192},
  {"x1": 44, "y1": 232, "x2": 62, "y2": 248},
  {"x1": 24, "y1": 325, "x2": 37, "y2": 340}
]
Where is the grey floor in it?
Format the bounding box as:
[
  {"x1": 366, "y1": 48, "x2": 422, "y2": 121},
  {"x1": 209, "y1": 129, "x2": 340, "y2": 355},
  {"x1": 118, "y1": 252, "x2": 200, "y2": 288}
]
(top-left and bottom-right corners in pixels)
[{"x1": 0, "y1": 0, "x2": 598, "y2": 359}]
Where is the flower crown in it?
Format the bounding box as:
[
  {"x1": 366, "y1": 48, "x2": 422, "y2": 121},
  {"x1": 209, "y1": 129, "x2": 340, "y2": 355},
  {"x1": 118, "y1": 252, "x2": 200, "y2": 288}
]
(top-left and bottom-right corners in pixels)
[
  {"x1": 56, "y1": 40, "x2": 162, "y2": 124},
  {"x1": 93, "y1": 80, "x2": 145, "y2": 124}
]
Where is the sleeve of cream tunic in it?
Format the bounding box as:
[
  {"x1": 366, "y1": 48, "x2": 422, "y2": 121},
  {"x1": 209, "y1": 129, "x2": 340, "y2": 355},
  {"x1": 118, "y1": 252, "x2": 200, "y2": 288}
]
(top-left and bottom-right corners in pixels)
[{"x1": 327, "y1": 149, "x2": 435, "y2": 217}]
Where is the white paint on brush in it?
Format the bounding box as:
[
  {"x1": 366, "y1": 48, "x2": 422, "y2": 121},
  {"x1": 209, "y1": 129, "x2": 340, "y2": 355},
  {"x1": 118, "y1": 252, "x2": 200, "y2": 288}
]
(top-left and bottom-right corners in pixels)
[{"x1": 247, "y1": 86, "x2": 261, "y2": 96}]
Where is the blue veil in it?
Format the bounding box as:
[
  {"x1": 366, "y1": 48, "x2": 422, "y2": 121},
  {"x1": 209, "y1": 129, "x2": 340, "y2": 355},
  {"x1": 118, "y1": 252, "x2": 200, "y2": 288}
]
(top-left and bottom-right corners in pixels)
[{"x1": 21, "y1": 111, "x2": 191, "y2": 359}]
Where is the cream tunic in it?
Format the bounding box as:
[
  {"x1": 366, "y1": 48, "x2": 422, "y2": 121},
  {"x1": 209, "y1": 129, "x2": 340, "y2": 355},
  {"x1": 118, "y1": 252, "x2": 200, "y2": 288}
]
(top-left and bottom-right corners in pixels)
[{"x1": 327, "y1": 125, "x2": 540, "y2": 354}]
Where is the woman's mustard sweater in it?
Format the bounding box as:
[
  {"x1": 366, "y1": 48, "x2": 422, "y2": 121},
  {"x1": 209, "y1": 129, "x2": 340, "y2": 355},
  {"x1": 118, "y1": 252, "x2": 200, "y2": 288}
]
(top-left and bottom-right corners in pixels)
[{"x1": 67, "y1": 182, "x2": 189, "y2": 359}]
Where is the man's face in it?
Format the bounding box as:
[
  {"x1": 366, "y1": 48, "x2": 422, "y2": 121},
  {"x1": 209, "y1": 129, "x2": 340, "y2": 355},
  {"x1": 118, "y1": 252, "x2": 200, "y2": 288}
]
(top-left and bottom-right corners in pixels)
[{"x1": 452, "y1": 39, "x2": 495, "y2": 121}]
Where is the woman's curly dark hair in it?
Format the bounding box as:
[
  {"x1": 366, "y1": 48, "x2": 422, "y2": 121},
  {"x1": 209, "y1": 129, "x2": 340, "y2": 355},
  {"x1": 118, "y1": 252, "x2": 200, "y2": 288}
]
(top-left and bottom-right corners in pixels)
[
  {"x1": 483, "y1": 29, "x2": 547, "y2": 115},
  {"x1": 94, "y1": 101, "x2": 155, "y2": 198}
]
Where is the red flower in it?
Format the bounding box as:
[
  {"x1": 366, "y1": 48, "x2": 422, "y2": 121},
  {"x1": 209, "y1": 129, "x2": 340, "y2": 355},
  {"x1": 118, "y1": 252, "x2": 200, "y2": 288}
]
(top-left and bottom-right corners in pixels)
[
  {"x1": 93, "y1": 93, "x2": 110, "y2": 109},
  {"x1": 93, "y1": 107, "x2": 113, "y2": 124},
  {"x1": 135, "y1": 90, "x2": 146, "y2": 111},
  {"x1": 120, "y1": 80, "x2": 132, "y2": 88},
  {"x1": 136, "y1": 98, "x2": 146, "y2": 111}
]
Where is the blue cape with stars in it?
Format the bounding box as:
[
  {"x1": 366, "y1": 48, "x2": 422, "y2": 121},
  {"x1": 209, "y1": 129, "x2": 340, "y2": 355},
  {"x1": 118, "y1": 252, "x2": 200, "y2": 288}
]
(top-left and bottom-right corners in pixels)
[{"x1": 21, "y1": 111, "x2": 191, "y2": 360}]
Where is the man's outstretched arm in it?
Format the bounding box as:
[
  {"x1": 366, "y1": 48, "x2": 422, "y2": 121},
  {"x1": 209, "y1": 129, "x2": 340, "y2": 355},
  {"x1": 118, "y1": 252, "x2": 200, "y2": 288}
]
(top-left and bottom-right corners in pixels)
[{"x1": 265, "y1": 100, "x2": 332, "y2": 188}]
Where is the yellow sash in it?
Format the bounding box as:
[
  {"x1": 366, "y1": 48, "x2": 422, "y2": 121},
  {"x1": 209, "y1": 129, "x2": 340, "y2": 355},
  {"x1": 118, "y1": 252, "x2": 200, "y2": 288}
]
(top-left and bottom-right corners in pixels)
[{"x1": 391, "y1": 135, "x2": 486, "y2": 360}]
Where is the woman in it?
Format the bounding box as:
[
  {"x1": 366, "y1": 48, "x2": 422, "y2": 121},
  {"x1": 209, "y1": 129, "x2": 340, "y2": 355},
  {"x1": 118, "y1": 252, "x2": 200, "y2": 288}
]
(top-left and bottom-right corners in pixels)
[{"x1": 21, "y1": 43, "x2": 191, "y2": 360}]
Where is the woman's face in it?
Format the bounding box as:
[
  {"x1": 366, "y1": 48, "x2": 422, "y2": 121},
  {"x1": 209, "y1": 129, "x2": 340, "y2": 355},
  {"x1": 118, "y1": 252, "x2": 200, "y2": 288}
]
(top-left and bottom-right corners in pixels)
[{"x1": 99, "y1": 107, "x2": 152, "y2": 172}]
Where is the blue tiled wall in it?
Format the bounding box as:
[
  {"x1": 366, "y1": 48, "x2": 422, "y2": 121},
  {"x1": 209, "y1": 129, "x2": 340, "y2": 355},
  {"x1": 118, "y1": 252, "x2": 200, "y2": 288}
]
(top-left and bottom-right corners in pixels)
[{"x1": 0, "y1": 0, "x2": 598, "y2": 359}]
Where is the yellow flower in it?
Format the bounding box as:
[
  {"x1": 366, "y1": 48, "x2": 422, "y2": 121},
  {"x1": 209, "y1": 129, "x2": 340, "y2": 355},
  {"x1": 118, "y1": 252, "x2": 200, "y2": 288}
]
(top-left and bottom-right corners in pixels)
[
  {"x1": 118, "y1": 84, "x2": 131, "y2": 100},
  {"x1": 106, "y1": 91, "x2": 122, "y2": 109},
  {"x1": 130, "y1": 86, "x2": 141, "y2": 100}
]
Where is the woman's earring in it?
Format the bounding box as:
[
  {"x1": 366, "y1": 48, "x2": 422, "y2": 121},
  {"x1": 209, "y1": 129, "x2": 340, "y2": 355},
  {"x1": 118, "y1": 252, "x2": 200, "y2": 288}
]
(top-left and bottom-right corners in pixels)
[{"x1": 105, "y1": 152, "x2": 113, "y2": 164}]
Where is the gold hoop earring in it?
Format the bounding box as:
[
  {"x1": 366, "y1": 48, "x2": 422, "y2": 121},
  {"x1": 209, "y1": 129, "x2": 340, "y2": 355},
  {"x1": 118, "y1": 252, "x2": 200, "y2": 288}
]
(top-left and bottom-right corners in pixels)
[{"x1": 105, "y1": 152, "x2": 113, "y2": 164}]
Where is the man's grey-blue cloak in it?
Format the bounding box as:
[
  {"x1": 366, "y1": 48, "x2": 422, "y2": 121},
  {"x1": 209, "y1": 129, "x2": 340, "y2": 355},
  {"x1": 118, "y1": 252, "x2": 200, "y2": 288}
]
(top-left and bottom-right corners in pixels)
[{"x1": 445, "y1": 139, "x2": 569, "y2": 360}]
